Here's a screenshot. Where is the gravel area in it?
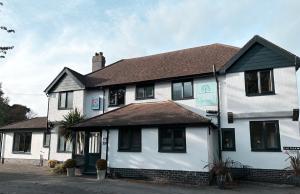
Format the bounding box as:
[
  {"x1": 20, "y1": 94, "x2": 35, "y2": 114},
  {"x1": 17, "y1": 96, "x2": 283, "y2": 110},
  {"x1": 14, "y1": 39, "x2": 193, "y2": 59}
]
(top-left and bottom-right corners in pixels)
[{"x1": 0, "y1": 164, "x2": 299, "y2": 194}]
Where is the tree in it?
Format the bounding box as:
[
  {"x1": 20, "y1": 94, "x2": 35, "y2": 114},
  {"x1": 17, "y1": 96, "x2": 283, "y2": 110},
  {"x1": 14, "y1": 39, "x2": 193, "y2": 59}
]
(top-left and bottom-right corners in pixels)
[
  {"x1": 60, "y1": 108, "x2": 85, "y2": 140},
  {"x1": 0, "y1": 2, "x2": 15, "y2": 58},
  {"x1": 0, "y1": 83, "x2": 32, "y2": 127}
]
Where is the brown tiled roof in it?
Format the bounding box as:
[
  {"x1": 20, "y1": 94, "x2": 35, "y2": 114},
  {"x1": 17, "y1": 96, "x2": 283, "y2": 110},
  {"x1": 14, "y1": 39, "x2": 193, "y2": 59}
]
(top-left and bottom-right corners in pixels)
[
  {"x1": 0, "y1": 117, "x2": 47, "y2": 131},
  {"x1": 73, "y1": 101, "x2": 211, "y2": 129},
  {"x1": 84, "y1": 44, "x2": 239, "y2": 87}
]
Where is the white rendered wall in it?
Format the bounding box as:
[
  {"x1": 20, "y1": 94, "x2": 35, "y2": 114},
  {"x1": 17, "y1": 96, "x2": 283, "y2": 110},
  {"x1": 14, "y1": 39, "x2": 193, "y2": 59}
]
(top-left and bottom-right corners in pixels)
[
  {"x1": 2, "y1": 132, "x2": 49, "y2": 161},
  {"x1": 108, "y1": 127, "x2": 211, "y2": 172},
  {"x1": 48, "y1": 90, "x2": 85, "y2": 122},
  {"x1": 49, "y1": 127, "x2": 72, "y2": 162},
  {"x1": 84, "y1": 89, "x2": 104, "y2": 118},
  {"x1": 220, "y1": 67, "x2": 300, "y2": 169}
]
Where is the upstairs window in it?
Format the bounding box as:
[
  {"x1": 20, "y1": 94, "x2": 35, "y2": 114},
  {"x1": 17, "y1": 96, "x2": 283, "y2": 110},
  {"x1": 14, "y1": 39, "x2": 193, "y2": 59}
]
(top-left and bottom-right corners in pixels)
[
  {"x1": 109, "y1": 87, "x2": 125, "y2": 106},
  {"x1": 172, "y1": 80, "x2": 193, "y2": 100},
  {"x1": 136, "y1": 84, "x2": 154, "y2": 100},
  {"x1": 118, "y1": 128, "x2": 141, "y2": 152},
  {"x1": 159, "y1": 127, "x2": 186, "y2": 153},
  {"x1": 250, "y1": 120, "x2": 281, "y2": 152},
  {"x1": 245, "y1": 69, "x2": 274, "y2": 96},
  {"x1": 13, "y1": 132, "x2": 32, "y2": 153},
  {"x1": 58, "y1": 91, "x2": 73, "y2": 109}
]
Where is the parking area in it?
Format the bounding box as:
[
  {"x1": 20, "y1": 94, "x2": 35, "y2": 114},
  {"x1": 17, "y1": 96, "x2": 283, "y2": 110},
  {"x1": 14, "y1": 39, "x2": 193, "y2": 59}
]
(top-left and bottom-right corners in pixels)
[{"x1": 0, "y1": 164, "x2": 299, "y2": 194}]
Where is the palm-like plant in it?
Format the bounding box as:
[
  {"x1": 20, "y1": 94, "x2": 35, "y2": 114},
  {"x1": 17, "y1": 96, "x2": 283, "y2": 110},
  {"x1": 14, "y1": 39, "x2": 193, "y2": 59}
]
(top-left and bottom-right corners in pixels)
[
  {"x1": 60, "y1": 108, "x2": 85, "y2": 141},
  {"x1": 285, "y1": 151, "x2": 300, "y2": 177}
]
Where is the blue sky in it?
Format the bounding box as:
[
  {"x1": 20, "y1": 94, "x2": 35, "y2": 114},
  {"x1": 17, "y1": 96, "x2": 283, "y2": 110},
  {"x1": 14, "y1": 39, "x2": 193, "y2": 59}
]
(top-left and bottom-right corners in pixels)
[{"x1": 0, "y1": 0, "x2": 300, "y2": 116}]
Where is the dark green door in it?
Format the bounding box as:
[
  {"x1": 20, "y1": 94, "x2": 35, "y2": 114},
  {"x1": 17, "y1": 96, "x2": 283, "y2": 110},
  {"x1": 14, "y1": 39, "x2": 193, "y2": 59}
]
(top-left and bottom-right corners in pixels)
[{"x1": 85, "y1": 131, "x2": 102, "y2": 173}]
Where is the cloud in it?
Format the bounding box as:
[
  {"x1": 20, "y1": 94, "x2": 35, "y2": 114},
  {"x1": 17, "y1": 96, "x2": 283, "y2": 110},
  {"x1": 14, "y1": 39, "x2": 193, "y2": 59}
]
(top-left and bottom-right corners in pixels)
[{"x1": 0, "y1": 0, "x2": 299, "y2": 116}]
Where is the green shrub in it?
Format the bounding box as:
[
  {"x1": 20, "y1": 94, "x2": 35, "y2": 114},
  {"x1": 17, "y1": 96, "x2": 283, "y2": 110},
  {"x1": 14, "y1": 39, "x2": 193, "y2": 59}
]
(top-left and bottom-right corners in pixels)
[
  {"x1": 64, "y1": 159, "x2": 76, "y2": 168},
  {"x1": 52, "y1": 164, "x2": 66, "y2": 175},
  {"x1": 96, "y1": 159, "x2": 107, "y2": 170}
]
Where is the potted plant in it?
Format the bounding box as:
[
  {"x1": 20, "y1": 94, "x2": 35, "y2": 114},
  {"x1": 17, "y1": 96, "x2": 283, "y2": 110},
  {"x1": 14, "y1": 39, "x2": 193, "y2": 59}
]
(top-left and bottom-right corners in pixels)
[
  {"x1": 48, "y1": 160, "x2": 58, "y2": 168},
  {"x1": 96, "y1": 159, "x2": 107, "y2": 181},
  {"x1": 204, "y1": 158, "x2": 234, "y2": 189},
  {"x1": 64, "y1": 159, "x2": 76, "y2": 177},
  {"x1": 284, "y1": 151, "x2": 300, "y2": 186}
]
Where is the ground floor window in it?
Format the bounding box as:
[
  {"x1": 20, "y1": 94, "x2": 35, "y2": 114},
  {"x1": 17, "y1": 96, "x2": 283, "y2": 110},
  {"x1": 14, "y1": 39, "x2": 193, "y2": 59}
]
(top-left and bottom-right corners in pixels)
[
  {"x1": 13, "y1": 132, "x2": 32, "y2": 153},
  {"x1": 57, "y1": 133, "x2": 72, "y2": 153},
  {"x1": 43, "y1": 132, "x2": 51, "y2": 147},
  {"x1": 118, "y1": 128, "x2": 141, "y2": 152},
  {"x1": 159, "y1": 127, "x2": 186, "y2": 153},
  {"x1": 250, "y1": 120, "x2": 281, "y2": 151},
  {"x1": 221, "y1": 128, "x2": 235, "y2": 151}
]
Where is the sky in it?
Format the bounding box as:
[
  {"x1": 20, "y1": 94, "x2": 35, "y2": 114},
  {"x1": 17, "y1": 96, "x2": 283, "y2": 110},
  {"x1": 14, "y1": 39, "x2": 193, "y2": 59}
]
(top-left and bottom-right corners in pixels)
[{"x1": 0, "y1": 0, "x2": 300, "y2": 116}]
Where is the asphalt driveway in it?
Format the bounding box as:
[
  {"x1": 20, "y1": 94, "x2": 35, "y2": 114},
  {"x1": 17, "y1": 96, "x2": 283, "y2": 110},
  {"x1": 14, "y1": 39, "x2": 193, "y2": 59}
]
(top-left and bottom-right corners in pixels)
[{"x1": 0, "y1": 164, "x2": 299, "y2": 194}]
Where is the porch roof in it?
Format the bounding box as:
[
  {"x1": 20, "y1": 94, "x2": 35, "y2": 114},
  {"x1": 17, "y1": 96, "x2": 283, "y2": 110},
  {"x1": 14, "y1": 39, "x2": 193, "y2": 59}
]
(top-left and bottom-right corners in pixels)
[
  {"x1": 72, "y1": 101, "x2": 212, "y2": 129},
  {"x1": 0, "y1": 117, "x2": 47, "y2": 131}
]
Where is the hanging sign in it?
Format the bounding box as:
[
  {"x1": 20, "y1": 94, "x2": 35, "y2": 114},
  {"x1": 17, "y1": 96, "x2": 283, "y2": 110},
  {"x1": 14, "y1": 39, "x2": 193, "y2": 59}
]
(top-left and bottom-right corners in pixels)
[
  {"x1": 195, "y1": 82, "x2": 217, "y2": 106},
  {"x1": 91, "y1": 97, "x2": 101, "y2": 110}
]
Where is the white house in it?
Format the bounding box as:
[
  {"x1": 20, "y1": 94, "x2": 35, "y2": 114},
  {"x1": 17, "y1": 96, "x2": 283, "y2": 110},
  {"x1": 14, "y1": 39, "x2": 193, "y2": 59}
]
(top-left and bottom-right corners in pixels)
[
  {"x1": 1, "y1": 35, "x2": 299, "y2": 185},
  {"x1": 0, "y1": 117, "x2": 50, "y2": 165}
]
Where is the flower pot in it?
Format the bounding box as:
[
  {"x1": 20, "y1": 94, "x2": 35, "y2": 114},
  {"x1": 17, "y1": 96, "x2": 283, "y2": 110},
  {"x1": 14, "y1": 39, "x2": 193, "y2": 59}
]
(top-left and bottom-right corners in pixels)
[
  {"x1": 216, "y1": 175, "x2": 226, "y2": 189},
  {"x1": 97, "y1": 169, "x2": 106, "y2": 181},
  {"x1": 67, "y1": 168, "x2": 75, "y2": 177}
]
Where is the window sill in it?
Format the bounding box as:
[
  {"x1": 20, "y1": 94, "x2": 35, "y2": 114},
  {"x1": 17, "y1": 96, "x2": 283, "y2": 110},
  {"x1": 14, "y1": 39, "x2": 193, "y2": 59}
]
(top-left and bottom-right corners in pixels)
[
  {"x1": 108, "y1": 104, "x2": 124, "y2": 107},
  {"x1": 43, "y1": 146, "x2": 50, "y2": 148},
  {"x1": 135, "y1": 97, "x2": 155, "y2": 101},
  {"x1": 58, "y1": 108, "x2": 73, "y2": 110},
  {"x1": 246, "y1": 92, "x2": 275, "y2": 97},
  {"x1": 118, "y1": 149, "x2": 141, "y2": 152},
  {"x1": 172, "y1": 97, "x2": 194, "y2": 101},
  {"x1": 251, "y1": 149, "x2": 282, "y2": 152},
  {"x1": 12, "y1": 152, "x2": 31, "y2": 155},
  {"x1": 56, "y1": 151, "x2": 72, "y2": 153},
  {"x1": 158, "y1": 150, "x2": 186, "y2": 153},
  {"x1": 222, "y1": 148, "x2": 236, "y2": 152}
]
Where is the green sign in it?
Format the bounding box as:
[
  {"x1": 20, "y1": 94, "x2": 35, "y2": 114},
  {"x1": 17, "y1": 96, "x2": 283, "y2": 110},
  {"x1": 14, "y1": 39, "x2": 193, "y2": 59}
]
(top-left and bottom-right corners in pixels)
[{"x1": 195, "y1": 82, "x2": 217, "y2": 106}]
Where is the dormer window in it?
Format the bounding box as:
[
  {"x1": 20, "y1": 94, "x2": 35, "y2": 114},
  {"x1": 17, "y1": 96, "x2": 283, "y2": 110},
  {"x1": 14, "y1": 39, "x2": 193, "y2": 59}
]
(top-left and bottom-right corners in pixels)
[
  {"x1": 58, "y1": 91, "x2": 73, "y2": 109},
  {"x1": 245, "y1": 69, "x2": 274, "y2": 96},
  {"x1": 109, "y1": 87, "x2": 125, "y2": 106}
]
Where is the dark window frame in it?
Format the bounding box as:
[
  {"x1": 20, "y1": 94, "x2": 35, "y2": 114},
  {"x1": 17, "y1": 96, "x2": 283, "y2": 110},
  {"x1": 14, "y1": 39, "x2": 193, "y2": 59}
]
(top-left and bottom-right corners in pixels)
[
  {"x1": 244, "y1": 69, "x2": 275, "y2": 97},
  {"x1": 12, "y1": 132, "x2": 32, "y2": 154},
  {"x1": 172, "y1": 79, "x2": 194, "y2": 100},
  {"x1": 221, "y1": 128, "x2": 236, "y2": 151},
  {"x1": 135, "y1": 83, "x2": 155, "y2": 100},
  {"x1": 118, "y1": 128, "x2": 142, "y2": 152},
  {"x1": 43, "y1": 132, "x2": 51, "y2": 148},
  {"x1": 109, "y1": 86, "x2": 126, "y2": 107},
  {"x1": 58, "y1": 91, "x2": 73, "y2": 110},
  {"x1": 250, "y1": 120, "x2": 281, "y2": 152},
  {"x1": 57, "y1": 133, "x2": 72, "y2": 153},
  {"x1": 158, "y1": 127, "x2": 186, "y2": 153}
]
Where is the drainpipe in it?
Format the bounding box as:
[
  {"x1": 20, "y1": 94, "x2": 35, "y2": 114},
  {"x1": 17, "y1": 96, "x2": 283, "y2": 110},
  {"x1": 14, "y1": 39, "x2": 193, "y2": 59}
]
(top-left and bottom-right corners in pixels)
[
  {"x1": 1, "y1": 133, "x2": 5, "y2": 164},
  {"x1": 213, "y1": 65, "x2": 222, "y2": 161},
  {"x1": 105, "y1": 129, "x2": 109, "y2": 177},
  {"x1": 46, "y1": 94, "x2": 51, "y2": 160}
]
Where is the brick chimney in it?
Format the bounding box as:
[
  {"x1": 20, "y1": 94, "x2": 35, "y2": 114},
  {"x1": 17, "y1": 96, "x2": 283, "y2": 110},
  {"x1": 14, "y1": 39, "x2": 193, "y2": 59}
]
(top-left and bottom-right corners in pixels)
[{"x1": 92, "y1": 52, "x2": 106, "y2": 72}]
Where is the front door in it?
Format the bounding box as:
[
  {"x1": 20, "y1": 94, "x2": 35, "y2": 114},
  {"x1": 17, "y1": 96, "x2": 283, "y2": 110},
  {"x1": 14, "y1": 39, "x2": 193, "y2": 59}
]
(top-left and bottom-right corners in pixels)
[{"x1": 85, "y1": 131, "x2": 102, "y2": 173}]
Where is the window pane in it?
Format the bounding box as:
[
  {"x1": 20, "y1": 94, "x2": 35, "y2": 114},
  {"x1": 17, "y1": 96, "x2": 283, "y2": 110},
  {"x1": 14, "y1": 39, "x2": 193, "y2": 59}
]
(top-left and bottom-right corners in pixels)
[
  {"x1": 136, "y1": 87, "x2": 145, "y2": 99},
  {"x1": 67, "y1": 92, "x2": 73, "y2": 109},
  {"x1": 117, "y1": 88, "x2": 125, "y2": 105},
  {"x1": 58, "y1": 135, "x2": 66, "y2": 152},
  {"x1": 131, "y1": 129, "x2": 141, "y2": 150},
  {"x1": 145, "y1": 85, "x2": 154, "y2": 98},
  {"x1": 109, "y1": 89, "x2": 117, "y2": 105},
  {"x1": 160, "y1": 129, "x2": 173, "y2": 151},
  {"x1": 119, "y1": 129, "x2": 130, "y2": 150},
  {"x1": 44, "y1": 133, "x2": 51, "y2": 147},
  {"x1": 173, "y1": 128, "x2": 185, "y2": 151},
  {"x1": 13, "y1": 133, "x2": 21, "y2": 152},
  {"x1": 89, "y1": 132, "x2": 101, "y2": 153},
  {"x1": 75, "y1": 131, "x2": 85, "y2": 155},
  {"x1": 265, "y1": 122, "x2": 279, "y2": 149},
  {"x1": 24, "y1": 133, "x2": 32, "y2": 153},
  {"x1": 183, "y1": 81, "x2": 193, "y2": 98},
  {"x1": 260, "y1": 71, "x2": 272, "y2": 93},
  {"x1": 66, "y1": 139, "x2": 73, "y2": 152},
  {"x1": 173, "y1": 83, "x2": 183, "y2": 100},
  {"x1": 245, "y1": 72, "x2": 258, "y2": 95},
  {"x1": 222, "y1": 129, "x2": 235, "y2": 150},
  {"x1": 59, "y1": 93, "x2": 66, "y2": 108},
  {"x1": 250, "y1": 122, "x2": 265, "y2": 150}
]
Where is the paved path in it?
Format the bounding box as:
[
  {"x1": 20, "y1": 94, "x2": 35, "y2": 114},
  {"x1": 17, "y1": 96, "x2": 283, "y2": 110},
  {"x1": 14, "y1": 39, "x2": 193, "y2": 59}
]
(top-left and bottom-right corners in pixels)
[{"x1": 0, "y1": 164, "x2": 299, "y2": 194}]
